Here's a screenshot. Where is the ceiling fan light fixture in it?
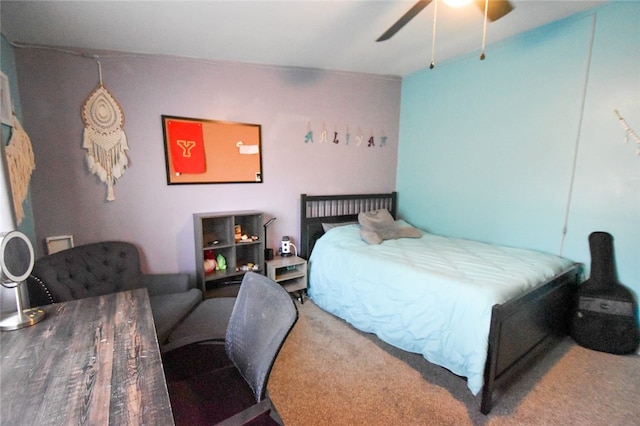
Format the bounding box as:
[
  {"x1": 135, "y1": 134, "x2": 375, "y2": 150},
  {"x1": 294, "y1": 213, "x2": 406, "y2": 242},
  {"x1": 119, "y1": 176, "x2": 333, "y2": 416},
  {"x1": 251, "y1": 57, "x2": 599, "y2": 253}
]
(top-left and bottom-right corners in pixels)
[{"x1": 442, "y1": 0, "x2": 472, "y2": 7}]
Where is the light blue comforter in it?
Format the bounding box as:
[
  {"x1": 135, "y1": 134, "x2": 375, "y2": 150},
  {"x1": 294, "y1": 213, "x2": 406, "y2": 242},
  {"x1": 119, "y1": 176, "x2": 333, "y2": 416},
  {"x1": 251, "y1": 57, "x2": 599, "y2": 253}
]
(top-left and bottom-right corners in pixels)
[{"x1": 308, "y1": 223, "x2": 573, "y2": 394}]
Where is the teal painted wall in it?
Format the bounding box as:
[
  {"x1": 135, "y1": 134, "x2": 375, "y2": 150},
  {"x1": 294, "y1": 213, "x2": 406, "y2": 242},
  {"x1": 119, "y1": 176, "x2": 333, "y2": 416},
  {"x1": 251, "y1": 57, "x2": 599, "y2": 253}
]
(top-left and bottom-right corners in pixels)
[
  {"x1": 1, "y1": 34, "x2": 36, "y2": 241},
  {"x1": 397, "y1": 3, "x2": 639, "y2": 306}
]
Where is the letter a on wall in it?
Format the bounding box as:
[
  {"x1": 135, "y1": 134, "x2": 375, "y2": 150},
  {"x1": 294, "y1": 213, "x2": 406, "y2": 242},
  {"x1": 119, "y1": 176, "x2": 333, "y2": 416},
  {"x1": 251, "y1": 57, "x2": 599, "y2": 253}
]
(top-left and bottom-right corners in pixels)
[{"x1": 166, "y1": 119, "x2": 206, "y2": 175}]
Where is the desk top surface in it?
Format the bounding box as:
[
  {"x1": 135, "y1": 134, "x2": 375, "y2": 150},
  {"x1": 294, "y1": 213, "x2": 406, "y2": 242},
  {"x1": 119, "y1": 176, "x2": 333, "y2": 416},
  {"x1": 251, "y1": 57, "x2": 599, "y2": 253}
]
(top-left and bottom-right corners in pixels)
[{"x1": 0, "y1": 289, "x2": 174, "y2": 425}]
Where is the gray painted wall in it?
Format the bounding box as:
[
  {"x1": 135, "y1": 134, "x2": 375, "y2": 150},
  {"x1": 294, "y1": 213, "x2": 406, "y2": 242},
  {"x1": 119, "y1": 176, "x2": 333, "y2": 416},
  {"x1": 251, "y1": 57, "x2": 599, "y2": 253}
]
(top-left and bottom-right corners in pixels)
[{"x1": 14, "y1": 48, "x2": 401, "y2": 279}]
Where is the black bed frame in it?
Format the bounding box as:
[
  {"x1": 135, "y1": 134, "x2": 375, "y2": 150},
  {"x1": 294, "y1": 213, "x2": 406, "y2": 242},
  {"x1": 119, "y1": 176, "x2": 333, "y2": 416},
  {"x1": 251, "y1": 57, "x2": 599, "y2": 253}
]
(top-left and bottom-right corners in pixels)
[{"x1": 300, "y1": 192, "x2": 582, "y2": 414}]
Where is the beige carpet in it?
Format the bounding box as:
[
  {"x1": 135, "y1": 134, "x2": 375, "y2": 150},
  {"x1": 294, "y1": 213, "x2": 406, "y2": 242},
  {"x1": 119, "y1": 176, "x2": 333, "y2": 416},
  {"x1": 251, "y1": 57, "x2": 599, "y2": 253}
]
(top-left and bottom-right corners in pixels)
[{"x1": 269, "y1": 300, "x2": 640, "y2": 426}]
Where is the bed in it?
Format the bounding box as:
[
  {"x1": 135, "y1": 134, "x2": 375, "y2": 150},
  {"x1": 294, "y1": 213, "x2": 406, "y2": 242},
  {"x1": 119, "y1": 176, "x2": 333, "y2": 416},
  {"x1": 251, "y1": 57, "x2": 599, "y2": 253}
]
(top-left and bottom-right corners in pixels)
[{"x1": 300, "y1": 192, "x2": 582, "y2": 414}]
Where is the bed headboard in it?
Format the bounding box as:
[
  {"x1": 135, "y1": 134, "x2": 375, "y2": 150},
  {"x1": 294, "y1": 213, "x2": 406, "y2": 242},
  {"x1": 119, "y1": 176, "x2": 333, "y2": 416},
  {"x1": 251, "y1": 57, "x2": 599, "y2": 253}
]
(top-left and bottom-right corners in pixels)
[{"x1": 300, "y1": 192, "x2": 397, "y2": 259}]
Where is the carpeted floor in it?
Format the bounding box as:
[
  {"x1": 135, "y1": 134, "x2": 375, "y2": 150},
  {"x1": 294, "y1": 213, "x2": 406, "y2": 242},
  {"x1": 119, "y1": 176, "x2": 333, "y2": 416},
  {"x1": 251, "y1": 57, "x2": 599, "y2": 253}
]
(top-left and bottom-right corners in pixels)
[{"x1": 268, "y1": 299, "x2": 640, "y2": 425}]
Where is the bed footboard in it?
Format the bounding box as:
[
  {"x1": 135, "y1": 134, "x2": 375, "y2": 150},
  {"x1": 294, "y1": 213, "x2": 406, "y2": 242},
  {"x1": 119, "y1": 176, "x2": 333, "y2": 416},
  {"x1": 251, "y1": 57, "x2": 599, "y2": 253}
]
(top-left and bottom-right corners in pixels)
[{"x1": 481, "y1": 263, "x2": 582, "y2": 414}]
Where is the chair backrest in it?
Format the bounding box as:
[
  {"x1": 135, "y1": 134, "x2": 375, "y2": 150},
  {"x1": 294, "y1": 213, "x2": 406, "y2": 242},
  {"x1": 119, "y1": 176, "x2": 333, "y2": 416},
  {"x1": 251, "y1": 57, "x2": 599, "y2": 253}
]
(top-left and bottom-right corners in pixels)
[
  {"x1": 225, "y1": 272, "x2": 298, "y2": 402},
  {"x1": 27, "y1": 241, "x2": 143, "y2": 305}
]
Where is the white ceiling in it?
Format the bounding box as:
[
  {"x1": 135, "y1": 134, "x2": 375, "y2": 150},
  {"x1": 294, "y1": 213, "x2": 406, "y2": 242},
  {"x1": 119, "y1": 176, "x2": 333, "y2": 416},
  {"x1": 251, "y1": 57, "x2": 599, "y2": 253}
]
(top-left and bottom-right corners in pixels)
[{"x1": 1, "y1": 1, "x2": 604, "y2": 77}]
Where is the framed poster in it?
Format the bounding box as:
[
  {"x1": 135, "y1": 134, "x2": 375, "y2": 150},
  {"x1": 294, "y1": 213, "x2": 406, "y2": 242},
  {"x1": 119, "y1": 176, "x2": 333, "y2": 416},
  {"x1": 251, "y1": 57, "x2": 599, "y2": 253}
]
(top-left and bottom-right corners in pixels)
[
  {"x1": 162, "y1": 115, "x2": 263, "y2": 184},
  {"x1": 45, "y1": 235, "x2": 75, "y2": 255}
]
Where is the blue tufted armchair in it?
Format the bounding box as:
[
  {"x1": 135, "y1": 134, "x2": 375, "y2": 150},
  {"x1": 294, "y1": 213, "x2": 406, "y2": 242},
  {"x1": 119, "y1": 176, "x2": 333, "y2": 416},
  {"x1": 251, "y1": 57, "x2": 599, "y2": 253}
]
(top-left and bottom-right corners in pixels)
[{"x1": 26, "y1": 241, "x2": 202, "y2": 344}]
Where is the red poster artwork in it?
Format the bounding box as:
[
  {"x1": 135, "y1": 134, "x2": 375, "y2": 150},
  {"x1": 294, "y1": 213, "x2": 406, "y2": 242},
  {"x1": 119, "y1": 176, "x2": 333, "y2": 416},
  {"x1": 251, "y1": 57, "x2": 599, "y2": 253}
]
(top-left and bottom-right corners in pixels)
[{"x1": 168, "y1": 120, "x2": 206, "y2": 174}]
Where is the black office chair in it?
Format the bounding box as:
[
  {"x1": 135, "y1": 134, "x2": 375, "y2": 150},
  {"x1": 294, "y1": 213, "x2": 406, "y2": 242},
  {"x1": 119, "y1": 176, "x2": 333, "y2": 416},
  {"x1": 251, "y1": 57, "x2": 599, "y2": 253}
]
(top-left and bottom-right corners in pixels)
[{"x1": 162, "y1": 272, "x2": 298, "y2": 425}]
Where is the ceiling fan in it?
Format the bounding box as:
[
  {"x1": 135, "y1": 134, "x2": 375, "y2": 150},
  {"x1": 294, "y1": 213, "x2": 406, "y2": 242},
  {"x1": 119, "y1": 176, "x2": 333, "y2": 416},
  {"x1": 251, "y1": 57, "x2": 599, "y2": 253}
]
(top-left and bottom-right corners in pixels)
[{"x1": 376, "y1": 0, "x2": 514, "y2": 42}]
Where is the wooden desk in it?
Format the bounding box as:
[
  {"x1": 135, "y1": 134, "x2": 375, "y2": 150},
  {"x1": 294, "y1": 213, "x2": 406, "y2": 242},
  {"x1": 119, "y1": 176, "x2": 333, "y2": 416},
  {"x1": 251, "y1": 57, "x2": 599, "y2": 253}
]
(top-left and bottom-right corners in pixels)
[{"x1": 0, "y1": 289, "x2": 174, "y2": 425}]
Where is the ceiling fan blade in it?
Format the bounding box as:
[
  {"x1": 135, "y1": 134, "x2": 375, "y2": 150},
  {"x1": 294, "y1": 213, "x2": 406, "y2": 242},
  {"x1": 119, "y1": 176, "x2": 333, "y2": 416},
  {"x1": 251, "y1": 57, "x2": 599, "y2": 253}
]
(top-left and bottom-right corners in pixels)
[
  {"x1": 475, "y1": 0, "x2": 514, "y2": 22},
  {"x1": 376, "y1": 0, "x2": 433, "y2": 42}
]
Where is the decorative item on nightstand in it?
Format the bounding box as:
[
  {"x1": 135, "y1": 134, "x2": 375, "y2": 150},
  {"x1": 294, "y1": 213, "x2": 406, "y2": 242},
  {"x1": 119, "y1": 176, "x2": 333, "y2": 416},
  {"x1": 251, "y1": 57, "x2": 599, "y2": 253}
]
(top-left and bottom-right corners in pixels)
[
  {"x1": 279, "y1": 236, "x2": 297, "y2": 257},
  {"x1": 263, "y1": 217, "x2": 276, "y2": 261}
]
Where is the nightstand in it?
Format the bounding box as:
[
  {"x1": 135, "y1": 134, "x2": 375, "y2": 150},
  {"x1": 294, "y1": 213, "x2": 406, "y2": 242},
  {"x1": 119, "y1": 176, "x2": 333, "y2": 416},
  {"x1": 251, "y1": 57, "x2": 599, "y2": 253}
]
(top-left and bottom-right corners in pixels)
[{"x1": 266, "y1": 255, "x2": 307, "y2": 303}]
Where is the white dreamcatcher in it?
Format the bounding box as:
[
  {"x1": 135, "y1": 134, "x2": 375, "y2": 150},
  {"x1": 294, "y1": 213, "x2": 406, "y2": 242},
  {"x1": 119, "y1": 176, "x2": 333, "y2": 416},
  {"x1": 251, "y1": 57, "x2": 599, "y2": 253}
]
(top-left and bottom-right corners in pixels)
[{"x1": 82, "y1": 61, "x2": 129, "y2": 201}]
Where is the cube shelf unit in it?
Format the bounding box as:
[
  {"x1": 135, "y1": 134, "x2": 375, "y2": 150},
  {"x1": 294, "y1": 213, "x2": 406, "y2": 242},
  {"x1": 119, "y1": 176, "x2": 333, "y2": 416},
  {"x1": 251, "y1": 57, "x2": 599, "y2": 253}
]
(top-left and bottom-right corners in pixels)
[{"x1": 194, "y1": 210, "x2": 264, "y2": 298}]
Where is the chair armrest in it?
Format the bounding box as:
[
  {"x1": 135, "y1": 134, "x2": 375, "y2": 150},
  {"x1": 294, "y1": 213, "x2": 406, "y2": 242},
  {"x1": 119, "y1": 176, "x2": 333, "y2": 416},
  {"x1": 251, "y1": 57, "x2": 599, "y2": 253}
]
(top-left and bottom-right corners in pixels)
[
  {"x1": 160, "y1": 333, "x2": 225, "y2": 354},
  {"x1": 215, "y1": 398, "x2": 274, "y2": 426},
  {"x1": 140, "y1": 273, "x2": 192, "y2": 296},
  {"x1": 26, "y1": 274, "x2": 55, "y2": 307}
]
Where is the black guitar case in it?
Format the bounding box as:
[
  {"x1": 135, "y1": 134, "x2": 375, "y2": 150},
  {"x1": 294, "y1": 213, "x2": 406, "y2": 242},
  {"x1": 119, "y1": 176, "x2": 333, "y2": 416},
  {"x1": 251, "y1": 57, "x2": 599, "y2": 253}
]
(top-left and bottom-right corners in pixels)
[{"x1": 571, "y1": 232, "x2": 639, "y2": 354}]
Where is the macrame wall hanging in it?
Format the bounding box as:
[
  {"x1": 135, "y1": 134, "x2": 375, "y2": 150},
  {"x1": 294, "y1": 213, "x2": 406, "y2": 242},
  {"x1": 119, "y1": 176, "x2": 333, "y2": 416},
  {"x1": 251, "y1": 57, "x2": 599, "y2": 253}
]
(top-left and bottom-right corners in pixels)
[
  {"x1": 4, "y1": 114, "x2": 35, "y2": 224},
  {"x1": 82, "y1": 61, "x2": 129, "y2": 201}
]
